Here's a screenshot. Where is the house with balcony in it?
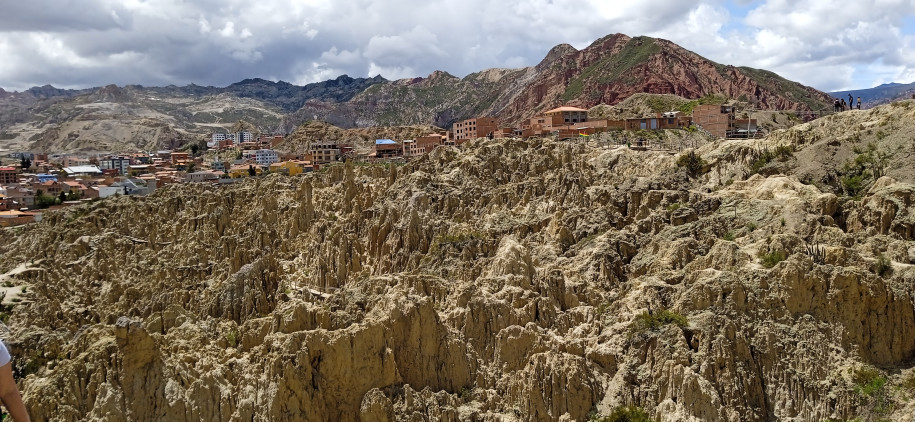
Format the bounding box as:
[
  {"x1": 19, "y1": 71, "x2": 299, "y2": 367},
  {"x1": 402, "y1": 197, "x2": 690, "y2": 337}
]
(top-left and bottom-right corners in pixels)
[{"x1": 374, "y1": 139, "x2": 402, "y2": 158}]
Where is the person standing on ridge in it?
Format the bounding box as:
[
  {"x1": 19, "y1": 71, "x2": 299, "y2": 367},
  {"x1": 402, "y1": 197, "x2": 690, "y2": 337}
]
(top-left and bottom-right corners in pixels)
[
  {"x1": 0, "y1": 340, "x2": 29, "y2": 421},
  {"x1": 841, "y1": 98, "x2": 847, "y2": 111},
  {"x1": 848, "y1": 94, "x2": 854, "y2": 109},
  {"x1": 834, "y1": 98, "x2": 840, "y2": 112},
  {"x1": 857, "y1": 96, "x2": 862, "y2": 110}
]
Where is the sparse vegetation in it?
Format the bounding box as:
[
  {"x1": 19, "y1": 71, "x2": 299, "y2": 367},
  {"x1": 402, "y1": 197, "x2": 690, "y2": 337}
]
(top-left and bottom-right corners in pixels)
[
  {"x1": 760, "y1": 250, "x2": 787, "y2": 268},
  {"x1": 806, "y1": 242, "x2": 826, "y2": 265},
  {"x1": 666, "y1": 202, "x2": 681, "y2": 212},
  {"x1": 749, "y1": 144, "x2": 795, "y2": 174},
  {"x1": 630, "y1": 309, "x2": 688, "y2": 335},
  {"x1": 676, "y1": 150, "x2": 707, "y2": 177},
  {"x1": 839, "y1": 142, "x2": 892, "y2": 198},
  {"x1": 873, "y1": 253, "x2": 891, "y2": 276},
  {"x1": 590, "y1": 406, "x2": 656, "y2": 422},
  {"x1": 851, "y1": 365, "x2": 891, "y2": 418},
  {"x1": 225, "y1": 330, "x2": 239, "y2": 348},
  {"x1": 722, "y1": 231, "x2": 736, "y2": 241}
]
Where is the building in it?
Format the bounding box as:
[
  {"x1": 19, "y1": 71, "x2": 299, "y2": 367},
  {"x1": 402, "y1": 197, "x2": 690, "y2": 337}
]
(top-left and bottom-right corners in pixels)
[
  {"x1": 543, "y1": 106, "x2": 589, "y2": 124},
  {"x1": 374, "y1": 139, "x2": 402, "y2": 158},
  {"x1": 309, "y1": 142, "x2": 341, "y2": 164},
  {"x1": 452, "y1": 117, "x2": 499, "y2": 142},
  {"x1": 692, "y1": 104, "x2": 758, "y2": 138},
  {"x1": 185, "y1": 171, "x2": 220, "y2": 183},
  {"x1": 0, "y1": 210, "x2": 41, "y2": 227},
  {"x1": 228, "y1": 165, "x2": 261, "y2": 178},
  {"x1": 269, "y1": 161, "x2": 312, "y2": 176},
  {"x1": 99, "y1": 156, "x2": 131, "y2": 175},
  {"x1": 170, "y1": 152, "x2": 190, "y2": 165},
  {"x1": 62, "y1": 165, "x2": 103, "y2": 177},
  {"x1": 255, "y1": 149, "x2": 279, "y2": 167},
  {"x1": 211, "y1": 161, "x2": 229, "y2": 172},
  {"x1": 0, "y1": 167, "x2": 16, "y2": 185},
  {"x1": 61, "y1": 156, "x2": 90, "y2": 168}
]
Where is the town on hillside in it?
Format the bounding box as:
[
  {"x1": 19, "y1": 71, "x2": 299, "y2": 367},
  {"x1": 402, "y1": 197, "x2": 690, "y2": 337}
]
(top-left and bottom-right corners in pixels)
[{"x1": 0, "y1": 102, "x2": 812, "y2": 227}]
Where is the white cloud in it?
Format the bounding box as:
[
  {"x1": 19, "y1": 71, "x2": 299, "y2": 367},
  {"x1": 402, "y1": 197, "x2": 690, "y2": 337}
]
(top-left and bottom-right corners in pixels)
[{"x1": 0, "y1": 0, "x2": 913, "y2": 92}]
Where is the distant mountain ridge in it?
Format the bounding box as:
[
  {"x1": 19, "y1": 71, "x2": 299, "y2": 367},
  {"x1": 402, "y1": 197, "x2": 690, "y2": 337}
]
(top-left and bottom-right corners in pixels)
[
  {"x1": 830, "y1": 81, "x2": 915, "y2": 108},
  {"x1": 0, "y1": 32, "x2": 836, "y2": 153}
]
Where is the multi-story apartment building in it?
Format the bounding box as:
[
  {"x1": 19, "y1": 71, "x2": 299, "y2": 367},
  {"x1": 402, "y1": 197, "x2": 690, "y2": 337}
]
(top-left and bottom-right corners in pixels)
[
  {"x1": 99, "y1": 156, "x2": 131, "y2": 175},
  {"x1": 0, "y1": 167, "x2": 17, "y2": 185},
  {"x1": 255, "y1": 149, "x2": 279, "y2": 167},
  {"x1": 309, "y1": 142, "x2": 341, "y2": 164},
  {"x1": 452, "y1": 117, "x2": 499, "y2": 142}
]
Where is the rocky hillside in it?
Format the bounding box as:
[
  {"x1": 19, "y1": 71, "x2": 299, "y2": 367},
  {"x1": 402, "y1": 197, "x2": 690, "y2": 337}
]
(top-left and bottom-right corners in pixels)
[
  {"x1": 288, "y1": 34, "x2": 834, "y2": 129},
  {"x1": 0, "y1": 85, "x2": 287, "y2": 154},
  {"x1": 0, "y1": 102, "x2": 914, "y2": 421}
]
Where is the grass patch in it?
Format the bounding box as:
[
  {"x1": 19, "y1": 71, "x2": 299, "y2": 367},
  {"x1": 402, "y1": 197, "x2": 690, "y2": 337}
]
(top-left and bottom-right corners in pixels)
[
  {"x1": 666, "y1": 203, "x2": 681, "y2": 212},
  {"x1": 760, "y1": 250, "x2": 787, "y2": 268},
  {"x1": 721, "y1": 231, "x2": 736, "y2": 241}
]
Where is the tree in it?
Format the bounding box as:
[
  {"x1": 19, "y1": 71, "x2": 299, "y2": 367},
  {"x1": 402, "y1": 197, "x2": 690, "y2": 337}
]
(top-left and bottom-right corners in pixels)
[
  {"x1": 59, "y1": 191, "x2": 67, "y2": 203},
  {"x1": 248, "y1": 165, "x2": 256, "y2": 176},
  {"x1": 34, "y1": 189, "x2": 59, "y2": 208},
  {"x1": 20, "y1": 157, "x2": 31, "y2": 171},
  {"x1": 186, "y1": 162, "x2": 196, "y2": 173},
  {"x1": 190, "y1": 143, "x2": 200, "y2": 156}
]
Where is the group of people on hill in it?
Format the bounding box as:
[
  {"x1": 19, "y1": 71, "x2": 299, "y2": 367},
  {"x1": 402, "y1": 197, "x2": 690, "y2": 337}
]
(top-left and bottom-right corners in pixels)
[{"x1": 834, "y1": 94, "x2": 862, "y2": 112}]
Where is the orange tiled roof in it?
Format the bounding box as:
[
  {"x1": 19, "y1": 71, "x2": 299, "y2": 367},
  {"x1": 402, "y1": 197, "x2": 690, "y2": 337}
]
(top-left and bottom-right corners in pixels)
[{"x1": 543, "y1": 106, "x2": 588, "y2": 113}]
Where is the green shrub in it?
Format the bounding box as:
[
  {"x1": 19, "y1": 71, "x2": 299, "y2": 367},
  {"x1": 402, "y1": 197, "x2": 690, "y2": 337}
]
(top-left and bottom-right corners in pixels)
[
  {"x1": 745, "y1": 221, "x2": 757, "y2": 232},
  {"x1": 722, "y1": 231, "x2": 736, "y2": 241},
  {"x1": 852, "y1": 366, "x2": 887, "y2": 397},
  {"x1": 666, "y1": 203, "x2": 681, "y2": 212},
  {"x1": 850, "y1": 365, "x2": 892, "y2": 417},
  {"x1": 592, "y1": 406, "x2": 656, "y2": 422},
  {"x1": 760, "y1": 250, "x2": 787, "y2": 268},
  {"x1": 873, "y1": 253, "x2": 891, "y2": 276},
  {"x1": 631, "y1": 309, "x2": 687, "y2": 334},
  {"x1": 225, "y1": 330, "x2": 238, "y2": 348},
  {"x1": 749, "y1": 145, "x2": 794, "y2": 174},
  {"x1": 676, "y1": 151, "x2": 707, "y2": 177}
]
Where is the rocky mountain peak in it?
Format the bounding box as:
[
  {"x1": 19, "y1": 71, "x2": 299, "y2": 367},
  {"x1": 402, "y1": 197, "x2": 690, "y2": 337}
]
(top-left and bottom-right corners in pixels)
[
  {"x1": 536, "y1": 43, "x2": 578, "y2": 70},
  {"x1": 90, "y1": 84, "x2": 130, "y2": 103}
]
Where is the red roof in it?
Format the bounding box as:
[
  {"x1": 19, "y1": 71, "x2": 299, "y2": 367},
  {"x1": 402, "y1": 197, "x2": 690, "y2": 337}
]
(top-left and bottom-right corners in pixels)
[{"x1": 0, "y1": 167, "x2": 15, "y2": 171}]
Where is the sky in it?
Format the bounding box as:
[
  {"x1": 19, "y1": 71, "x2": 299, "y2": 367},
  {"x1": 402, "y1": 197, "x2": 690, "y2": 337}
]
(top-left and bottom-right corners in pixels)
[{"x1": 1, "y1": 0, "x2": 914, "y2": 93}]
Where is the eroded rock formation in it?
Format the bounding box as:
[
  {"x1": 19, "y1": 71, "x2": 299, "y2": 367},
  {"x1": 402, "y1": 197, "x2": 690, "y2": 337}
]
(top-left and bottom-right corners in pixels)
[{"x1": 1, "y1": 115, "x2": 914, "y2": 421}]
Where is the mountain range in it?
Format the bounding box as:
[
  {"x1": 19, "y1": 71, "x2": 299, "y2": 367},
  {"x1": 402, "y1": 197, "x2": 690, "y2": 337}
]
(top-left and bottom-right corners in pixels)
[
  {"x1": 830, "y1": 81, "x2": 915, "y2": 108},
  {"x1": 0, "y1": 33, "x2": 836, "y2": 154}
]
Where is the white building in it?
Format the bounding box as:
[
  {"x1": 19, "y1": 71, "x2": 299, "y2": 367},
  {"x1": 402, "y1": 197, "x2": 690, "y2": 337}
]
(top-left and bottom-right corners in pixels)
[
  {"x1": 255, "y1": 149, "x2": 279, "y2": 167},
  {"x1": 99, "y1": 157, "x2": 131, "y2": 175}
]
